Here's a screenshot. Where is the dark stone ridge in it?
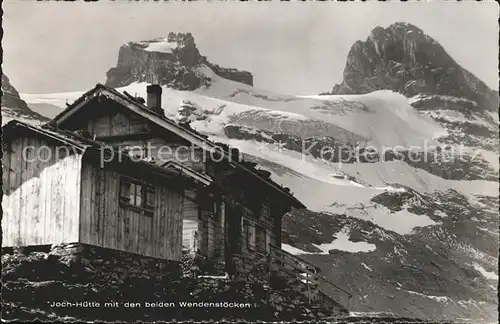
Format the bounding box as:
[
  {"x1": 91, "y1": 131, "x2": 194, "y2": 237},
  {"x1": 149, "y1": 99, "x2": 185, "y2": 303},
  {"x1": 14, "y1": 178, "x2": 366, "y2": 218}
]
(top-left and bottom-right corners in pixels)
[
  {"x1": 222, "y1": 124, "x2": 497, "y2": 181},
  {"x1": 208, "y1": 63, "x2": 253, "y2": 87},
  {"x1": 105, "y1": 32, "x2": 253, "y2": 90},
  {"x1": 326, "y1": 22, "x2": 499, "y2": 112},
  {"x1": 1, "y1": 74, "x2": 30, "y2": 111}
]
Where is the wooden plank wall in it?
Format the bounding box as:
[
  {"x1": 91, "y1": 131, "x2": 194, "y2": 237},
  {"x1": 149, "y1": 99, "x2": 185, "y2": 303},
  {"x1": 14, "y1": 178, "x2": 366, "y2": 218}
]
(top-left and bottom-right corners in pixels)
[
  {"x1": 79, "y1": 162, "x2": 184, "y2": 261},
  {"x1": 214, "y1": 201, "x2": 225, "y2": 258},
  {"x1": 240, "y1": 208, "x2": 254, "y2": 255},
  {"x1": 261, "y1": 202, "x2": 277, "y2": 249},
  {"x1": 87, "y1": 111, "x2": 150, "y2": 137},
  {"x1": 237, "y1": 201, "x2": 278, "y2": 255},
  {"x1": 154, "y1": 184, "x2": 184, "y2": 261},
  {"x1": 2, "y1": 137, "x2": 81, "y2": 247}
]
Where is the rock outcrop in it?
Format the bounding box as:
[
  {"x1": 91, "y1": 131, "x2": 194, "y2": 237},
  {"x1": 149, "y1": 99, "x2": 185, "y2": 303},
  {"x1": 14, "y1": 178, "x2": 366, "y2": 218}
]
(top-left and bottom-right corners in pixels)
[
  {"x1": 208, "y1": 64, "x2": 253, "y2": 87},
  {"x1": 222, "y1": 123, "x2": 497, "y2": 181},
  {"x1": 1, "y1": 74, "x2": 49, "y2": 124},
  {"x1": 2, "y1": 74, "x2": 31, "y2": 111},
  {"x1": 105, "y1": 32, "x2": 253, "y2": 90},
  {"x1": 326, "y1": 22, "x2": 498, "y2": 112}
]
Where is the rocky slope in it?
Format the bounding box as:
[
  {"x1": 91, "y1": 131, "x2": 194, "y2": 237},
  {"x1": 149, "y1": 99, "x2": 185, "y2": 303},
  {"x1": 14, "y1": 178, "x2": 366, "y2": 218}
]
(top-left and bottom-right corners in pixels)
[
  {"x1": 105, "y1": 32, "x2": 253, "y2": 90},
  {"x1": 12, "y1": 23, "x2": 499, "y2": 322},
  {"x1": 281, "y1": 187, "x2": 498, "y2": 322},
  {"x1": 1, "y1": 73, "x2": 48, "y2": 125},
  {"x1": 326, "y1": 22, "x2": 498, "y2": 111}
]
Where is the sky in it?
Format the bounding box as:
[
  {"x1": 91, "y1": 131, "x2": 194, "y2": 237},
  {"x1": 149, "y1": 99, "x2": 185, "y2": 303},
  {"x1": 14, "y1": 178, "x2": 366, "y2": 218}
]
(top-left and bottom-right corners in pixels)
[{"x1": 2, "y1": 1, "x2": 499, "y2": 95}]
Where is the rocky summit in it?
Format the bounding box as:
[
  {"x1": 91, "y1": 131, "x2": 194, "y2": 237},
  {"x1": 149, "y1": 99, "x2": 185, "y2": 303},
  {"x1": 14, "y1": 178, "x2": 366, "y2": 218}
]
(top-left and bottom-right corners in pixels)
[
  {"x1": 325, "y1": 22, "x2": 498, "y2": 154},
  {"x1": 7, "y1": 22, "x2": 499, "y2": 323},
  {"x1": 105, "y1": 32, "x2": 253, "y2": 90},
  {"x1": 1, "y1": 74, "x2": 49, "y2": 125},
  {"x1": 327, "y1": 22, "x2": 498, "y2": 112}
]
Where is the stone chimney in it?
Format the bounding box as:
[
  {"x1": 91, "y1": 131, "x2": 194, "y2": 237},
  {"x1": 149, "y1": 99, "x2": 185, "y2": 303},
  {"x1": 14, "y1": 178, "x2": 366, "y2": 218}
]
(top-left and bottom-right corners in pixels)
[
  {"x1": 230, "y1": 147, "x2": 241, "y2": 162},
  {"x1": 146, "y1": 84, "x2": 163, "y2": 114}
]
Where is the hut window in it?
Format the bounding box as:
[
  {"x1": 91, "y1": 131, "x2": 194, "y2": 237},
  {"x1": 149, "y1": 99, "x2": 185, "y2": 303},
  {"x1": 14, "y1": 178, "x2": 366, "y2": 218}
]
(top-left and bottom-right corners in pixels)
[
  {"x1": 119, "y1": 176, "x2": 155, "y2": 212},
  {"x1": 130, "y1": 183, "x2": 143, "y2": 206}
]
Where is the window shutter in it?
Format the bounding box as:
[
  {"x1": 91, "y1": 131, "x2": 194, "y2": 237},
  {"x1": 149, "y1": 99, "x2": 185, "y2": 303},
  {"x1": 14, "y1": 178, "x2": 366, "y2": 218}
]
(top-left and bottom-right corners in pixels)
[
  {"x1": 145, "y1": 187, "x2": 155, "y2": 210},
  {"x1": 120, "y1": 179, "x2": 132, "y2": 203},
  {"x1": 247, "y1": 223, "x2": 256, "y2": 250}
]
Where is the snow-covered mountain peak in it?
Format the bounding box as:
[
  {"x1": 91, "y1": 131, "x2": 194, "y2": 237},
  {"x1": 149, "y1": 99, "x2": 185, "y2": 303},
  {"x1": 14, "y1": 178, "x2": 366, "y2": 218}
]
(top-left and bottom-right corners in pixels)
[
  {"x1": 127, "y1": 33, "x2": 190, "y2": 54},
  {"x1": 130, "y1": 37, "x2": 179, "y2": 54},
  {"x1": 106, "y1": 33, "x2": 253, "y2": 89}
]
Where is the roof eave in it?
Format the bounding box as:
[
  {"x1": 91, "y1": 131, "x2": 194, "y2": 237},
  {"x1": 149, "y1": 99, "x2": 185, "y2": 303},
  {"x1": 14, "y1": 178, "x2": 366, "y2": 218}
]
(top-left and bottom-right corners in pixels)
[
  {"x1": 160, "y1": 160, "x2": 213, "y2": 187},
  {"x1": 2, "y1": 120, "x2": 88, "y2": 152}
]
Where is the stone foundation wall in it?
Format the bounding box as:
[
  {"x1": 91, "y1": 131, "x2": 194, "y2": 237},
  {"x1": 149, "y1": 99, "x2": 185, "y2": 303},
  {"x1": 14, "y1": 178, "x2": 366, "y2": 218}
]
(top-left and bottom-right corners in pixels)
[
  {"x1": 3, "y1": 244, "x2": 347, "y2": 321},
  {"x1": 50, "y1": 243, "x2": 181, "y2": 280}
]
